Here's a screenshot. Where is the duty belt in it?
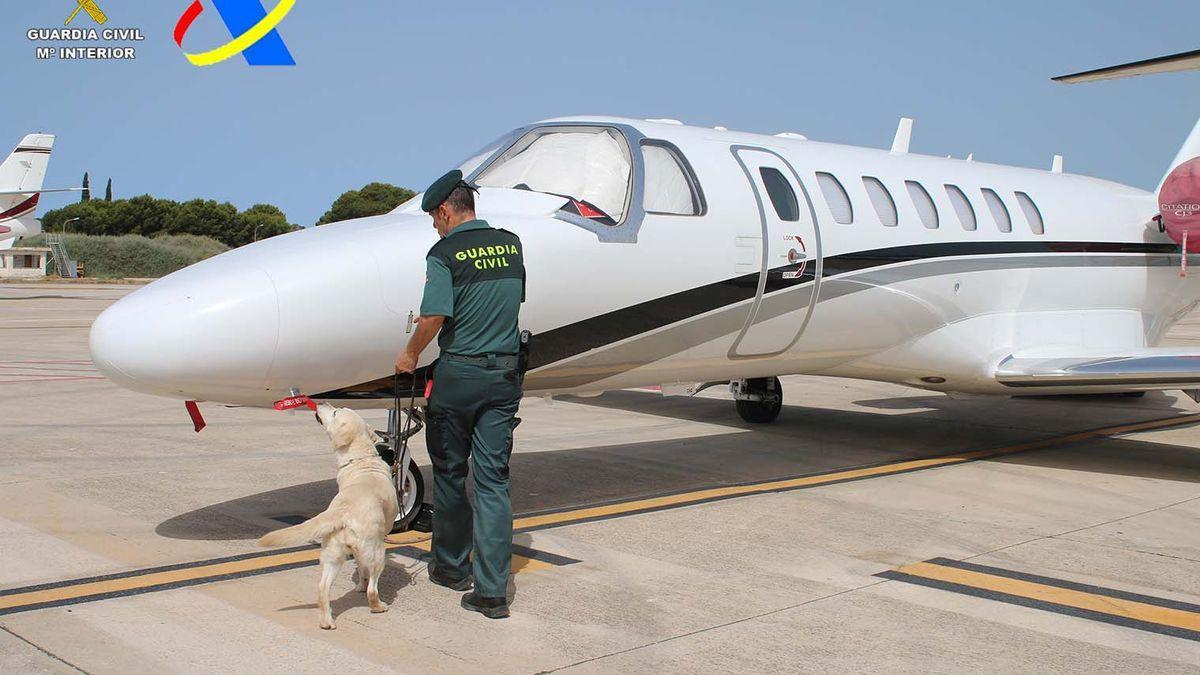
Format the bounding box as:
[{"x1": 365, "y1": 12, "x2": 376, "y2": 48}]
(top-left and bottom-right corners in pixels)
[{"x1": 442, "y1": 353, "x2": 519, "y2": 369}]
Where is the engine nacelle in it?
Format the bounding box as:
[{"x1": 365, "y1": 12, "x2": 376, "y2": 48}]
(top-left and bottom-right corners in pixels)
[{"x1": 1159, "y1": 157, "x2": 1200, "y2": 252}]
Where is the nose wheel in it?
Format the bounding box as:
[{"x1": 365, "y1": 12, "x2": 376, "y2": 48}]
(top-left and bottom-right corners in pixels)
[
  {"x1": 378, "y1": 408, "x2": 428, "y2": 532},
  {"x1": 731, "y1": 377, "x2": 783, "y2": 424},
  {"x1": 393, "y1": 457, "x2": 425, "y2": 531}
]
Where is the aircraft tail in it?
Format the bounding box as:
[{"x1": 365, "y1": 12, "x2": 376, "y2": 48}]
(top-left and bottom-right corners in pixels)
[
  {"x1": 1052, "y1": 51, "x2": 1200, "y2": 190},
  {"x1": 257, "y1": 509, "x2": 343, "y2": 547},
  {"x1": 0, "y1": 134, "x2": 55, "y2": 195},
  {"x1": 1160, "y1": 116, "x2": 1200, "y2": 192},
  {"x1": 0, "y1": 135, "x2": 56, "y2": 245}
]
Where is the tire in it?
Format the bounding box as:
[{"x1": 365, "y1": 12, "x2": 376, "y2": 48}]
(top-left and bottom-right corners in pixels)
[
  {"x1": 392, "y1": 458, "x2": 425, "y2": 533},
  {"x1": 376, "y1": 440, "x2": 426, "y2": 532},
  {"x1": 736, "y1": 376, "x2": 783, "y2": 424}
]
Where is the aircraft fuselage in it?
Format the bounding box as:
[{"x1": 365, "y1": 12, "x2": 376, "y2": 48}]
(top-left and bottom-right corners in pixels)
[{"x1": 89, "y1": 117, "x2": 1200, "y2": 408}]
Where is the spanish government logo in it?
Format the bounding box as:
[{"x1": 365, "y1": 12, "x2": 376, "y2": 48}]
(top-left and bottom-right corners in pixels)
[{"x1": 174, "y1": 0, "x2": 297, "y2": 67}]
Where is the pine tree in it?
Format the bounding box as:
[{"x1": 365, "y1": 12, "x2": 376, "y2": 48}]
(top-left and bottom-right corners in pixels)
[
  {"x1": 104, "y1": 178, "x2": 113, "y2": 202},
  {"x1": 81, "y1": 172, "x2": 90, "y2": 202}
]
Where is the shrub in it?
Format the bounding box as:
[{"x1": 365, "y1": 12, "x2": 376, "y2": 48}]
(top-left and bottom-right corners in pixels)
[{"x1": 24, "y1": 233, "x2": 229, "y2": 279}]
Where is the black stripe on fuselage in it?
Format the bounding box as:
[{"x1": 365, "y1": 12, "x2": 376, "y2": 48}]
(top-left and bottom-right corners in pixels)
[{"x1": 315, "y1": 240, "x2": 1181, "y2": 400}]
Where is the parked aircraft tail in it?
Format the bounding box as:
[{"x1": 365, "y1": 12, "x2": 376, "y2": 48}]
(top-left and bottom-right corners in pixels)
[{"x1": 0, "y1": 134, "x2": 54, "y2": 196}]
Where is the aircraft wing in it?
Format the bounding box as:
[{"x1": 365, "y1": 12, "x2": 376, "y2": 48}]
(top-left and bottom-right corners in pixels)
[
  {"x1": 0, "y1": 188, "x2": 84, "y2": 196},
  {"x1": 996, "y1": 349, "x2": 1200, "y2": 390},
  {"x1": 1053, "y1": 48, "x2": 1200, "y2": 83}
]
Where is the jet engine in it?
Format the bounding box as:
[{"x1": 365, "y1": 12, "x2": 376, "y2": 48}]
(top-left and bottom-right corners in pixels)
[{"x1": 1159, "y1": 157, "x2": 1200, "y2": 251}]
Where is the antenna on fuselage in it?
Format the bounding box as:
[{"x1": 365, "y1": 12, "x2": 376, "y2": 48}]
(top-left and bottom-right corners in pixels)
[
  {"x1": 1051, "y1": 154, "x2": 1064, "y2": 173},
  {"x1": 891, "y1": 117, "x2": 913, "y2": 154}
]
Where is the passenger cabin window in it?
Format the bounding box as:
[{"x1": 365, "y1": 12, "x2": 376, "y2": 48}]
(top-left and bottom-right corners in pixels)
[
  {"x1": 816, "y1": 172, "x2": 853, "y2": 224},
  {"x1": 981, "y1": 188, "x2": 1012, "y2": 233},
  {"x1": 906, "y1": 181, "x2": 939, "y2": 229},
  {"x1": 945, "y1": 184, "x2": 977, "y2": 231},
  {"x1": 760, "y1": 167, "x2": 800, "y2": 222},
  {"x1": 642, "y1": 141, "x2": 704, "y2": 216},
  {"x1": 476, "y1": 127, "x2": 632, "y2": 224},
  {"x1": 863, "y1": 177, "x2": 898, "y2": 227},
  {"x1": 1015, "y1": 191, "x2": 1045, "y2": 234}
]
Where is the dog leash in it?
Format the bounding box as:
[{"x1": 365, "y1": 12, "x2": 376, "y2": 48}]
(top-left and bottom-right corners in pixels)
[{"x1": 393, "y1": 372, "x2": 417, "y2": 521}]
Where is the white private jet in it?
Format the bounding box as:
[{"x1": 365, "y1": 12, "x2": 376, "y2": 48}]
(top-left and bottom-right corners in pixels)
[
  {"x1": 0, "y1": 134, "x2": 80, "y2": 249},
  {"x1": 89, "y1": 52, "x2": 1200, "y2": 525}
]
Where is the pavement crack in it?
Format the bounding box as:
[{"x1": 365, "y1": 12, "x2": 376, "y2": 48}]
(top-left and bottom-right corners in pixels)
[
  {"x1": 1050, "y1": 535, "x2": 1200, "y2": 564},
  {"x1": 1051, "y1": 494, "x2": 1200, "y2": 538},
  {"x1": 540, "y1": 579, "x2": 888, "y2": 673},
  {"x1": 0, "y1": 624, "x2": 92, "y2": 674},
  {"x1": 958, "y1": 494, "x2": 1200, "y2": 562}
]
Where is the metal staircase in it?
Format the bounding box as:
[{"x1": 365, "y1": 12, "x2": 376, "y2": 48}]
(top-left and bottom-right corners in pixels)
[{"x1": 44, "y1": 234, "x2": 78, "y2": 278}]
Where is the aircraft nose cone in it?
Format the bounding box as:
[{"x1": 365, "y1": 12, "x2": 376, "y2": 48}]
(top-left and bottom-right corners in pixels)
[{"x1": 90, "y1": 262, "x2": 279, "y2": 401}]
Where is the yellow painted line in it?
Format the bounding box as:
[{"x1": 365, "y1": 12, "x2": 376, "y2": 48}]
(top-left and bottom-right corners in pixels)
[
  {"x1": 0, "y1": 548, "x2": 316, "y2": 613},
  {"x1": 891, "y1": 561, "x2": 1200, "y2": 634},
  {"x1": 512, "y1": 413, "x2": 1200, "y2": 532},
  {"x1": 0, "y1": 537, "x2": 549, "y2": 616},
  {"x1": 0, "y1": 412, "x2": 1195, "y2": 616}
]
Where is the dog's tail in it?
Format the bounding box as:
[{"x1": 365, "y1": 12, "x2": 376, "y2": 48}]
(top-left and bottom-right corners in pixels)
[{"x1": 257, "y1": 509, "x2": 343, "y2": 548}]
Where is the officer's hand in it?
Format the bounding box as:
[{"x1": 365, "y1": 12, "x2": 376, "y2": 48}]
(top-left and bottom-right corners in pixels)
[{"x1": 395, "y1": 352, "x2": 417, "y2": 374}]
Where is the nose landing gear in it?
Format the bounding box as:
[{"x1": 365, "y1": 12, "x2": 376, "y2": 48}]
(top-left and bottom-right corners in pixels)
[
  {"x1": 377, "y1": 407, "x2": 427, "y2": 533},
  {"x1": 731, "y1": 377, "x2": 783, "y2": 424}
]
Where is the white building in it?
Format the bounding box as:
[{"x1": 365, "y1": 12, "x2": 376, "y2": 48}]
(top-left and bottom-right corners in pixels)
[{"x1": 0, "y1": 246, "x2": 50, "y2": 279}]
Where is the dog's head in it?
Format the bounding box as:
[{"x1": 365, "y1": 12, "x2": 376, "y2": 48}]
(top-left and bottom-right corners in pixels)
[{"x1": 314, "y1": 403, "x2": 378, "y2": 452}]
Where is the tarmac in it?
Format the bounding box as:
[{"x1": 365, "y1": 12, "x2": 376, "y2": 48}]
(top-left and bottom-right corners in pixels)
[{"x1": 1, "y1": 282, "x2": 1199, "y2": 674}]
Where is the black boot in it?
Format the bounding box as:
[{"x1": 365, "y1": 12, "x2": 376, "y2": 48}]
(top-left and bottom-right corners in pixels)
[
  {"x1": 427, "y1": 564, "x2": 472, "y2": 591},
  {"x1": 461, "y1": 592, "x2": 509, "y2": 619}
]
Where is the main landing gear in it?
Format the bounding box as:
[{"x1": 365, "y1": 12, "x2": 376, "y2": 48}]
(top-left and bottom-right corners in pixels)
[
  {"x1": 378, "y1": 407, "x2": 427, "y2": 533},
  {"x1": 731, "y1": 377, "x2": 784, "y2": 424}
]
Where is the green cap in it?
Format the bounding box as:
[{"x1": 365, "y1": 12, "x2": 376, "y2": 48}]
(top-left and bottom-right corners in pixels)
[{"x1": 421, "y1": 169, "x2": 469, "y2": 212}]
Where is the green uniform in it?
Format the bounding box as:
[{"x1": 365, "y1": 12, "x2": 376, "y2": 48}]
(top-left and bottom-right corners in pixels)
[{"x1": 421, "y1": 219, "x2": 525, "y2": 599}]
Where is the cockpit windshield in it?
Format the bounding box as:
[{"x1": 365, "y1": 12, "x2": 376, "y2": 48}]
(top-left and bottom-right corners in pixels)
[
  {"x1": 474, "y1": 127, "x2": 632, "y2": 224},
  {"x1": 456, "y1": 138, "x2": 508, "y2": 176}
]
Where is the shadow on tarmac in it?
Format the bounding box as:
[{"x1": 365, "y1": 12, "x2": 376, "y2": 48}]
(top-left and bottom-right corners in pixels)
[{"x1": 154, "y1": 389, "x2": 1200, "y2": 542}]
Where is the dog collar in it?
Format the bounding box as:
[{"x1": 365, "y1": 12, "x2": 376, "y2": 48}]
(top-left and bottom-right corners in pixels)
[{"x1": 338, "y1": 456, "x2": 376, "y2": 471}]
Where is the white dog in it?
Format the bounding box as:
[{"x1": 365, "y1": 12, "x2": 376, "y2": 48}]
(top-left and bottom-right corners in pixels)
[{"x1": 259, "y1": 403, "x2": 400, "y2": 629}]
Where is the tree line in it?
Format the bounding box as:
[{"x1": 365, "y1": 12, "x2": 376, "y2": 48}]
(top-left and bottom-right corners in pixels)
[{"x1": 41, "y1": 181, "x2": 417, "y2": 249}]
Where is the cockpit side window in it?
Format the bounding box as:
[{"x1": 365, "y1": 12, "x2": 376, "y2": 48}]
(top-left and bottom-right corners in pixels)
[
  {"x1": 641, "y1": 141, "x2": 705, "y2": 216},
  {"x1": 475, "y1": 127, "x2": 632, "y2": 224}
]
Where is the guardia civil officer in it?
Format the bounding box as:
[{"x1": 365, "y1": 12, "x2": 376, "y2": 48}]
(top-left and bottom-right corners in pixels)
[{"x1": 395, "y1": 170, "x2": 525, "y2": 619}]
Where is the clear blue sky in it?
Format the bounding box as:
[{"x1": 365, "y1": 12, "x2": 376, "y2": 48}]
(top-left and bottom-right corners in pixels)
[{"x1": 5, "y1": 1, "x2": 1199, "y2": 226}]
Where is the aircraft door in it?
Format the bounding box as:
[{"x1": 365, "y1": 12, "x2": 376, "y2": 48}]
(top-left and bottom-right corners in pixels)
[{"x1": 728, "y1": 147, "x2": 822, "y2": 359}]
